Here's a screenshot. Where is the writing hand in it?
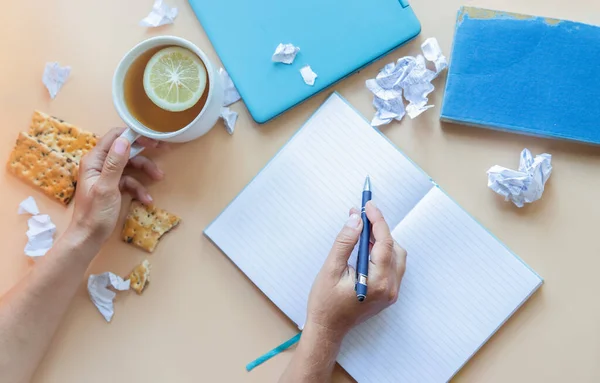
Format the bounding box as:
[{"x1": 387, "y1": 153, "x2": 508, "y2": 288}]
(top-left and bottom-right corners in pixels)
[{"x1": 306, "y1": 201, "x2": 407, "y2": 342}]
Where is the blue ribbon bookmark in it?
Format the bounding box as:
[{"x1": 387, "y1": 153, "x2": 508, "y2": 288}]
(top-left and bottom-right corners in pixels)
[{"x1": 246, "y1": 332, "x2": 302, "y2": 371}]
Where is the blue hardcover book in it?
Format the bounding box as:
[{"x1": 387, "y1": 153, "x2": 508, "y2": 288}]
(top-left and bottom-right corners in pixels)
[{"x1": 441, "y1": 7, "x2": 600, "y2": 145}]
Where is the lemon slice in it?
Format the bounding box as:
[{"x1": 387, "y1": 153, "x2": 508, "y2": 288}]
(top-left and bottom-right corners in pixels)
[{"x1": 143, "y1": 46, "x2": 207, "y2": 112}]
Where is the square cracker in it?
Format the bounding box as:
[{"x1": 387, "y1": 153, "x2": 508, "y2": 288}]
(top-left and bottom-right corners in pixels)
[
  {"x1": 29, "y1": 110, "x2": 97, "y2": 164},
  {"x1": 7, "y1": 132, "x2": 78, "y2": 205},
  {"x1": 122, "y1": 201, "x2": 181, "y2": 253},
  {"x1": 127, "y1": 259, "x2": 151, "y2": 295}
]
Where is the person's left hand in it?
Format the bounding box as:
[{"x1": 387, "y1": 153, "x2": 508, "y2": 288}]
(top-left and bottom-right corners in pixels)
[{"x1": 68, "y1": 128, "x2": 165, "y2": 249}]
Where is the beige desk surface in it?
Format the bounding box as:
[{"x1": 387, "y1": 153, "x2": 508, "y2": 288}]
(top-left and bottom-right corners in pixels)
[{"x1": 1, "y1": 0, "x2": 600, "y2": 382}]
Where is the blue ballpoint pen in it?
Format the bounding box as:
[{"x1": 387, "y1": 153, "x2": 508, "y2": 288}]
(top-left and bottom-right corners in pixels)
[{"x1": 356, "y1": 175, "x2": 371, "y2": 302}]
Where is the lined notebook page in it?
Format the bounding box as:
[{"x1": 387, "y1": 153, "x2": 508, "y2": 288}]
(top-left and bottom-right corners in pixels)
[
  {"x1": 339, "y1": 186, "x2": 542, "y2": 382},
  {"x1": 206, "y1": 93, "x2": 542, "y2": 383},
  {"x1": 205, "y1": 94, "x2": 433, "y2": 327}
]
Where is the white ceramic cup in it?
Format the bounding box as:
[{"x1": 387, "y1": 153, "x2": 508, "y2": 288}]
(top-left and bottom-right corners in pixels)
[{"x1": 112, "y1": 36, "x2": 224, "y2": 157}]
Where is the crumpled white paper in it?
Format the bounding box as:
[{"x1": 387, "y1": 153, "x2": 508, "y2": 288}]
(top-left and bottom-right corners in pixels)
[
  {"x1": 370, "y1": 92, "x2": 407, "y2": 126},
  {"x1": 25, "y1": 215, "x2": 56, "y2": 257},
  {"x1": 401, "y1": 55, "x2": 436, "y2": 119},
  {"x1": 18, "y1": 196, "x2": 40, "y2": 215},
  {"x1": 18, "y1": 197, "x2": 56, "y2": 257},
  {"x1": 272, "y1": 43, "x2": 300, "y2": 65},
  {"x1": 43, "y1": 62, "x2": 71, "y2": 99},
  {"x1": 300, "y1": 65, "x2": 317, "y2": 86},
  {"x1": 220, "y1": 107, "x2": 238, "y2": 135},
  {"x1": 487, "y1": 149, "x2": 553, "y2": 208},
  {"x1": 421, "y1": 37, "x2": 448, "y2": 76},
  {"x1": 366, "y1": 37, "x2": 447, "y2": 126},
  {"x1": 140, "y1": 0, "x2": 178, "y2": 27},
  {"x1": 219, "y1": 68, "x2": 241, "y2": 107},
  {"x1": 88, "y1": 272, "x2": 131, "y2": 322}
]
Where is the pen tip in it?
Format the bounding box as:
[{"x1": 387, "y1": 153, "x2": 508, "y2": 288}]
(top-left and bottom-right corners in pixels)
[{"x1": 363, "y1": 175, "x2": 371, "y2": 191}]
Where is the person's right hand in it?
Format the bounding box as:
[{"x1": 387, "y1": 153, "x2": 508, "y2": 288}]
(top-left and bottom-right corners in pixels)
[{"x1": 305, "y1": 201, "x2": 407, "y2": 342}]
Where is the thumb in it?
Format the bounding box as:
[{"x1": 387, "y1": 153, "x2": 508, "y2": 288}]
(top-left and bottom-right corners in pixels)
[
  {"x1": 99, "y1": 137, "x2": 130, "y2": 188},
  {"x1": 326, "y1": 213, "x2": 363, "y2": 274}
]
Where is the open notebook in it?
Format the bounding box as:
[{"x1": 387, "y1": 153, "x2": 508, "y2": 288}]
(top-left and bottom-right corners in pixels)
[{"x1": 205, "y1": 93, "x2": 543, "y2": 382}]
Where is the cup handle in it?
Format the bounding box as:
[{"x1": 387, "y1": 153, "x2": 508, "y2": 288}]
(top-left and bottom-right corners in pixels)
[{"x1": 119, "y1": 128, "x2": 144, "y2": 159}]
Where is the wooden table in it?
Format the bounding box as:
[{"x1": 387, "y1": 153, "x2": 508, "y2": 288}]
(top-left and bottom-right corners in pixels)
[{"x1": 1, "y1": 0, "x2": 600, "y2": 381}]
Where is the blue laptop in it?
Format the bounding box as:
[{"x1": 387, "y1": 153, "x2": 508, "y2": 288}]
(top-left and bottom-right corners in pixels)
[{"x1": 188, "y1": 0, "x2": 421, "y2": 123}]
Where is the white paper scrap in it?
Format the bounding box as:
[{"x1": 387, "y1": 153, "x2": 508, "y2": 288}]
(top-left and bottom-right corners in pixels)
[
  {"x1": 18, "y1": 197, "x2": 55, "y2": 257},
  {"x1": 272, "y1": 43, "x2": 300, "y2": 64},
  {"x1": 421, "y1": 38, "x2": 448, "y2": 75},
  {"x1": 406, "y1": 103, "x2": 435, "y2": 119},
  {"x1": 366, "y1": 37, "x2": 447, "y2": 126},
  {"x1": 219, "y1": 68, "x2": 241, "y2": 107},
  {"x1": 43, "y1": 62, "x2": 71, "y2": 99},
  {"x1": 139, "y1": 0, "x2": 178, "y2": 27},
  {"x1": 397, "y1": 55, "x2": 436, "y2": 119},
  {"x1": 220, "y1": 107, "x2": 238, "y2": 135},
  {"x1": 18, "y1": 196, "x2": 40, "y2": 215},
  {"x1": 88, "y1": 272, "x2": 131, "y2": 322},
  {"x1": 487, "y1": 149, "x2": 553, "y2": 208},
  {"x1": 371, "y1": 96, "x2": 406, "y2": 127},
  {"x1": 300, "y1": 65, "x2": 317, "y2": 86},
  {"x1": 25, "y1": 215, "x2": 56, "y2": 257}
]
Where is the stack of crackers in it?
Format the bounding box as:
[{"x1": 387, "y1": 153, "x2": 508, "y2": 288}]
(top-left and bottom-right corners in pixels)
[{"x1": 7, "y1": 111, "x2": 97, "y2": 205}]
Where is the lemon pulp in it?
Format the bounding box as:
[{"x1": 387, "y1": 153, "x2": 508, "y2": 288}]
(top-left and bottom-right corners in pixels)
[{"x1": 143, "y1": 46, "x2": 207, "y2": 112}]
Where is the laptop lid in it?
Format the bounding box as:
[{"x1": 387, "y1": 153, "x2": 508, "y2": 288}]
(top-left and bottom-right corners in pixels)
[{"x1": 188, "y1": 0, "x2": 421, "y2": 123}]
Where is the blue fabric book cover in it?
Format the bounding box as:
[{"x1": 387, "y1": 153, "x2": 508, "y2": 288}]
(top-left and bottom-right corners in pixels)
[{"x1": 441, "y1": 7, "x2": 600, "y2": 145}]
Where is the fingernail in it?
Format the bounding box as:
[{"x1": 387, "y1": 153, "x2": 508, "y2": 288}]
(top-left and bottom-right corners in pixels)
[
  {"x1": 114, "y1": 137, "x2": 129, "y2": 155},
  {"x1": 156, "y1": 168, "x2": 165, "y2": 178},
  {"x1": 346, "y1": 213, "x2": 361, "y2": 228},
  {"x1": 145, "y1": 193, "x2": 153, "y2": 203},
  {"x1": 367, "y1": 201, "x2": 377, "y2": 209}
]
